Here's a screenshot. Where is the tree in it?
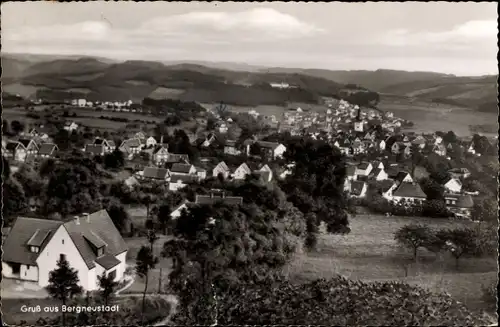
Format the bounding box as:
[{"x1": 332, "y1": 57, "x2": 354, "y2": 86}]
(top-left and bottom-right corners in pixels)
[
  {"x1": 97, "y1": 272, "x2": 119, "y2": 306},
  {"x1": 2, "y1": 156, "x2": 11, "y2": 181},
  {"x1": 249, "y1": 142, "x2": 262, "y2": 156},
  {"x1": 435, "y1": 227, "x2": 484, "y2": 269},
  {"x1": 135, "y1": 246, "x2": 158, "y2": 325},
  {"x1": 46, "y1": 256, "x2": 83, "y2": 327},
  {"x1": 107, "y1": 204, "x2": 129, "y2": 235},
  {"x1": 305, "y1": 213, "x2": 319, "y2": 251},
  {"x1": 443, "y1": 131, "x2": 457, "y2": 144},
  {"x1": 394, "y1": 224, "x2": 435, "y2": 261},
  {"x1": 10, "y1": 120, "x2": 24, "y2": 135},
  {"x1": 104, "y1": 149, "x2": 125, "y2": 169},
  {"x1": 139, "y1": 193, "x2": 157, "y2": 221},
  {"x1": 147, "y1": 228, "x2": 159, "y2": 253},
  {"x1": 206, "y1": 117, "x2": 217, "y2": 131},
  {"x1": 471, "y1": 198, "x2": 497, "y2": 231},
  {"x1": 157, "y1": 203, "x2": 172, "y2": 235},
  {"x1": 2, "y1": 178, "x2": 28, "y2": 225},
  {"x1": 419, "y1": 177, "x2": 444, "y2": 200}
]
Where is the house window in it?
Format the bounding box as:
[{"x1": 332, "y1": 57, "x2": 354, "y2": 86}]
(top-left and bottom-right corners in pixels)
[
  {"x1": 30, "y1": 246, "x2": 39, "y2": 253},
  {"x1": 60, "y1": 254, "x2": 66, "y2": 262},
  {"x1": 97, "y1": 247, "x2": 104, "y2": 257},
  {"x1": 108, "y1": 270, "x2": 116, "y2": 281},
  {"x1": 62, "y1": 239, "x2": 64, "y2": 245}
]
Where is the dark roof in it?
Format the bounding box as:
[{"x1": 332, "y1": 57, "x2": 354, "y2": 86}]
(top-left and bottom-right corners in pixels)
[
  {"x1": 3, "y1": 217, "x2": 62, "y2": 265},
  {"x1": 256, "y1": 141, "x2": 280, "y2": 150},
  {"x1": 85, "y1": 144, "x2": 104, "y2": 154},
  {"x1": 170, "y1": 173, "x2": 198, "y2": 184},
  {"x1": 143, "y1": 167, "x2": 170, "y2": 179},
  {"x1": 94, "y1": 138, "x2": 105, "y2": 145},
  {"x1": 393, "y1": 183, "x2": 427, "y2": 198},
  {"x1": 350, "y1": 181, "x2": 366, "y2": 196},
  {"x1": 346, "y1": 166, "x2": 356, "y2": 176},
  {"x1": 445, "y1": 194, "x2": 474, "y2": 208},
  {"x1": 27, "y1": 229, "x2": 52, "y2": 247},
  {"x1": 380, "y1": 180, "x2": 395, "y2": 192},
  {"x1": 153, "y1": 145, "x2": 169, "y2": 154},
  {"x1": 395, "y1": 171, "x2": 411, "y2": 183},
  {"x1": 371, "y1": 168, "x2": 382, "y2": 177},
  {"x1": 38, "y1": 143, "x2": 57, "y2": 155},
  {"x1": 165, "y1": 153, "x2": 189, "y2": 164},
  {"x1": 225, "y1": 140, "x2": 237, "y2": 147},
  {"x1": 171, "y1": 163, "x2": 193, "y2": 174},
  {"x1": 357, "y1": 162, "x2": 371, "y2": 170},
  {"x1": 95, "y1": 254, "x2": 121, "y2": 270},
  {"x1": 63, "y1": 210, "x2": 128, "y2": 269},
  {"x1": 6, "y1": 141, "x2": 21, "y2": 151},
  {"x1": 195, "y1": 195, "x2": 243, "y2": 206},
  {"x1": 83, "y1": 231, "x2": 107, "y2": 249},
  {"x1": 122, "y1": 138, "x2": 142, "y2": 148},
  {"x1": 18, "y1": 139, "x2": 35, "y2": 148}
]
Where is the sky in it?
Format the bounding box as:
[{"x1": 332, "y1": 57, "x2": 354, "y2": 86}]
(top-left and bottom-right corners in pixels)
[{"x1": 2, "y1": 1, "x2": 498, "y2": 75}]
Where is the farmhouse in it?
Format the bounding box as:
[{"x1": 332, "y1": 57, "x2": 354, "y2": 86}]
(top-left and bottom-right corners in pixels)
[
  {"x1": 84, "y1": 144, "x2": 106, "y2": 157},
  {"x1": 390, "y1": 182, "x2": 427, "y2": 203},
  {"x1": 168, "y1": 174, "x2": 198, "y2": 192},
  {"x1": 245, "y1": 140, "x2": 287, "y2": 159},
  {"x1": 355, "y1": 162, "x2": 373, "y2": 176},
  {"x1": 170, "y1": 163, "x2": 197, "y2": 176},
  {"x1": 349, "y1": 181, "x2": 368, "y2": 198},
  {"x1": 152, "y1": 145, "x2": 169, "y2": 164},
  {"x1": 119, "y1": 138, "x2": 143, "y2": 157},
  {"x1": 137, "y1": 167, "x2": 170, "y2": 182},
  {"x1": 2, "y1": 210, "x2": 128, "y2": 291}
]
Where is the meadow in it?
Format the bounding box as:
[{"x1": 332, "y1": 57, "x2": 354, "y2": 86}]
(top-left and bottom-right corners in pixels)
[{"x1": 284, "y1": 214, "x2": 498, "y2": 314}]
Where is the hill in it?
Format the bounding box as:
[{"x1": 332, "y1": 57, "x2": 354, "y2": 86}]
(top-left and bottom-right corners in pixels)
[{"x1": 1, "y1": 55, "x2": 344, "y2": 106}]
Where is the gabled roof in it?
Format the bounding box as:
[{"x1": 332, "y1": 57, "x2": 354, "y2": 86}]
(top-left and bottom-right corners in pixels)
[
  {"x1": 393, "y1": 182, "x2": 426, "y2": 198},
  {"x1": 171, "y1": 163, "x2": 194, "y2": 174},
  {"x1": 371, "y1": 168, "x2": 382, "y2": 177},
  {"x1": 121, "y1": 138, "x2": 142, "y2": 148},
  {"x1": 153, "y1": 144, "x2": 169, "y2": 154},
  {"x1": 165, "y1": 153, "x2": 189, "y2": 164},
  {"x1": 254, "y1": 170, "x2": 272, "y2": 181},
  {"x1": 95, "y1": 254, "x2": 121, "y2": 270},
  {"x1": 38, "y1": 143, "x2": 58, "y2": 155},
  {"x1": 3, "y1": 217, "x2": 63, "y2": 265},
  {"x1": 235, "y1": 163, "x2": 252, "y2": 174},
  {"x1": 18, "y1": 138, "x2": 36, "y2": 149},
  {"x1": 445, "y1": 194, "x2": 474, "y2": 208},
  {"x1": 195, "y1": 195, "x2": 243, "y2": 206},
  {"x1": 256, "y1": 141, "x2": 281, "y2": 150},
  {"x1": 170, "y1": 173, "x2": 198, "y2": 184},
  {"x1": 357, "y1": 162, "x2": 371, "y2": 170},
  {"x1": 63, "y1": 210, "x2": 128, "y2": 269},
  {"x1": 395, "y1": 171, "x2": 411, "y2": 183},
  {"x1": 85, "y1": 144, "x2": 104, "y2": 154},
  {"x1": 214, "y1": 161, "x2": 230, "y2": 172},
  {"x1": 143, "y1": 167, "x2": 170, "y2": 179},
  {"x1": 5, "y1": 141, "x2": 22, "y2": 151}
]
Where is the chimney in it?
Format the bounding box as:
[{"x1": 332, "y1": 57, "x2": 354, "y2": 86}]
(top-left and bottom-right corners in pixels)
[
  {"x1": 74, "y1": 216, "x2": 80, "y2": 225},
  {"x1": 82, "y1": 213, "x2": 90, "y2": 223},
  {"x1": 160, "y1": 135, "x2": 164, "y2": 145}
]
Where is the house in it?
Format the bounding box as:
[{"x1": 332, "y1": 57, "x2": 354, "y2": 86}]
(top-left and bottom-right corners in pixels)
[
  {"x1": 377, "y1": 140, "x2": 386, "y2": 151},
  {"x1": 334, "y1": 139, "x2": 352, "y2": 155},
  {"x1": 224, "y1": 140, "x2": 241, "y2": 156},
  {"x1": 390, "y1": 182, "x2": 427, "y2": 203},
  {"x1": 137, "y1": 166, "x2": 170, "y2": 182},
  {"x1": 412, "y1": 135, "x2": 427, "y2": 149},
  {"x1": 349, "y1": 181, "x2": 368, "y2": 198},
  {"x1": 443, "y1": 177, "x2": 462, "y2": 194},
  {"x1": 168, "y1": 174, "x2": 198, "y2": 192},
  {"x1": 152, "y1": 145, "x2": 169, "y2": 164},
  {"x1": 355, "y1": 162, "x2": 373, "y2": 176},
  {"x1": 170, "y1": 201, "x2": 192, "y2": 219},
  {"x1": 134, "y1": 132, "x2": 146, "y2": 140},
  {"x1": 197, "y1": 133, "x2": 218, "y2": 148},
  {"x1": 394, "y1": 171, "x2": 414, "y2": 184},
  {"x1": 18, "y1": 138, "x2": 39, "y2": 155},
  {"x1": 444, "y1": 194, "x2": 474, "y2": 219},
  {"x1": 255, "y1": 164, "x2": 273, "y2": 182},
  {"x1": 195, "y1": 167, "x2": 207, "y2": 180},
  {"x1": 372, "y1": 161, "x2": 385, "y2": 170},
  {"x1": 466, "y1": 142, "x2": 476, "y2": 154},
  {"x1": 212, "y1": 161, "x2": 231, "y2": 179},
  {"x1": 124, "y1": 176, "x2": 140, "y2": 190},
  {"x1": 93, "y1": 138, "x2": 116, "y2": 153},
  {"x1": 195, "y1": 193, "x2": 243, "y2": 206},
  {"x1": 246, "y1": 140, "x2": 287, "y2": 159},
  {"x1": 346, "y1": 166, "x2": 357, "y2": 181},
  {"x1": 370, "y1": 168, "x2": 388, "y2": 181},
  {"x1": 119, "y1": 138, "x2": 143, "y2": 156},
  {"x1": 448, "y1": 168, "x2": 471, "y2": 179},
  {"x1": 85, "y1": 144, "x2": 105, "y2": 156},
  {"x1": 232, "y1": 163, "x2": 252, "y2": 180},
  {"x1": 37, "y1": 143, "x2": 59, "y2": 158},
  {"x1": 4, "y1": 141, "x2": 27, "y2": 162},
  {"x1": 391, "y1": 142, "x2": 403, "y2": 154},
  {"x1": 170, "y1": 163, "x2": 197, "y2": 176},
  {"x1": 146, "y1": 136, "x2": 158, "y2": 148},
  {"x1": 63, "y1": 121, "x2": 79, "y2": 132},
  {"x1": 2, "y1": 210, "x2": 128, "y2": 291},
  {"x1": 433, "y1": 143, "x2": 447, "y2": 156},
  {"x1": 165, "y1": 153, "x2": 190, "y2": 164},
  {"x1": 364, "y1": 131, "x2": 376, "y2": 141}
]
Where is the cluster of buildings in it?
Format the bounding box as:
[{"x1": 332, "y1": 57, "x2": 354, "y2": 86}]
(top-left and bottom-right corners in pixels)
[{"x1": 70, "y1": 99, "x2": 136, "y2": 112}]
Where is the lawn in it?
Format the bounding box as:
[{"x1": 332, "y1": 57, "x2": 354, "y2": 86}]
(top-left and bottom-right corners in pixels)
[{"x1": 284, "y1": 214, "x2": 498, "y2": 314}]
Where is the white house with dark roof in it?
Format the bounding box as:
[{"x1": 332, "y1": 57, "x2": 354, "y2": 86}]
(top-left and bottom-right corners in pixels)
[
  {"x1": 84, "y1": 144, "x2": 106, "y2": 156},
  {"x1": 245, "y1": 140, "x2": 287, "y2": 159},
  {"x1": 388, "y1": 182, "x2": 427, "y2": 203},
  {"x1": 348, "y1": 181, "x2": 368, "y2": 198},
  {"x1": 168, "y1": 174, "x2": 198, "y2": 192},
  {"x1": 152, "y1": 145, "x2": 169, "y2": 164},
  {"x1": 137, "y1": 166, "x2": 170, "y2": 182},
  {"x1": 170, "y1": 163, "x2": 197, "y2": 176},
  {"x1": 444, "y1": 193, "x2": 474, "y2": 218},
  {"x1": 2, "y1": 210, "x2": 128, "y2": 291},
  {"x1": 18, "y1": 138, "x2": 39, "y2": 155},
  {"x1": 93, "y1": 138, "x2": 116, "y2": 153},
  {"x1": 4, "y1": 141, "x2": 28, "y2": 162},
  {"x1": 255, "y1": 164, "x2": 273, "y2": 182},
  {"x1": 37, "y1": 143, "x2": 59, "y2": 158},
  {"x1": 119, "y1": 138, "x2": 143, "y2": 157},
  {"x1": 355, "y1": 162, "x2": 373, "y2": 176}
]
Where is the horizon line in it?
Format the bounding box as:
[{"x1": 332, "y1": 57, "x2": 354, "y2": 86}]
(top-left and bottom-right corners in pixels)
[{"x1": 2, "y1": 51, "x2": 498, "y2": 78}]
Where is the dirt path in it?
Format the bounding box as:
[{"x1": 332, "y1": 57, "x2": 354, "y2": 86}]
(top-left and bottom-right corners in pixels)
[{"x1": 115, "y1": 292, "x2": 179, "y2": 326}]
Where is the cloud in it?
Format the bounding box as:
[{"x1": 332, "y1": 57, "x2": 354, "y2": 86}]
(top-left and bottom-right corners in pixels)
[
  {"x1": 138, "y1": 8, "x2": 325, "y2": 41},
  {"x1": 377, "y1": 19, "x2": 497, "y2": 47}
]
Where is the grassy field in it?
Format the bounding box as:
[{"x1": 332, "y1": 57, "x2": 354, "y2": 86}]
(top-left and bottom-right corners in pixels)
[
  {"x1": 284, "y1": 214, "x2": 498, "y2": 314},
  {"x1": 379, "y1": 100, "x2": 497, "y2": 137}
]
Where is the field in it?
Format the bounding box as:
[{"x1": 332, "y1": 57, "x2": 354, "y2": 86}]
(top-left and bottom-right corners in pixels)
[
  {"x1": 285, "y1": 214, "x2": 498, "y2": 314},
  {"x1": 379, "y1": 99, "x2": 498, "y2": 137}
]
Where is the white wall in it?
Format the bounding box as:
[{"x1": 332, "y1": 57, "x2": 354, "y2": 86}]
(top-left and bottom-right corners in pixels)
[
  {"x1": 115, "y1": 252, "x2": 127, "y2": 281},
  {"x1": 274, "y1": 145, "x2": 287, "y2": 158},
  {"x1": 171, "y1": 204, "x2": 188, "y2": 219},
  {"x1": 2, "y1": 262, "x2": 14, "y2": 277},
  {"x1": 21, "y1": 264, "x2": 38, "y2": 281},
  {"x1": 233, "y1": 167, "x2": 249, "y2": 180},
  {"x1": 37, "y1": 226, "x2": 92, "y2": 290}
]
